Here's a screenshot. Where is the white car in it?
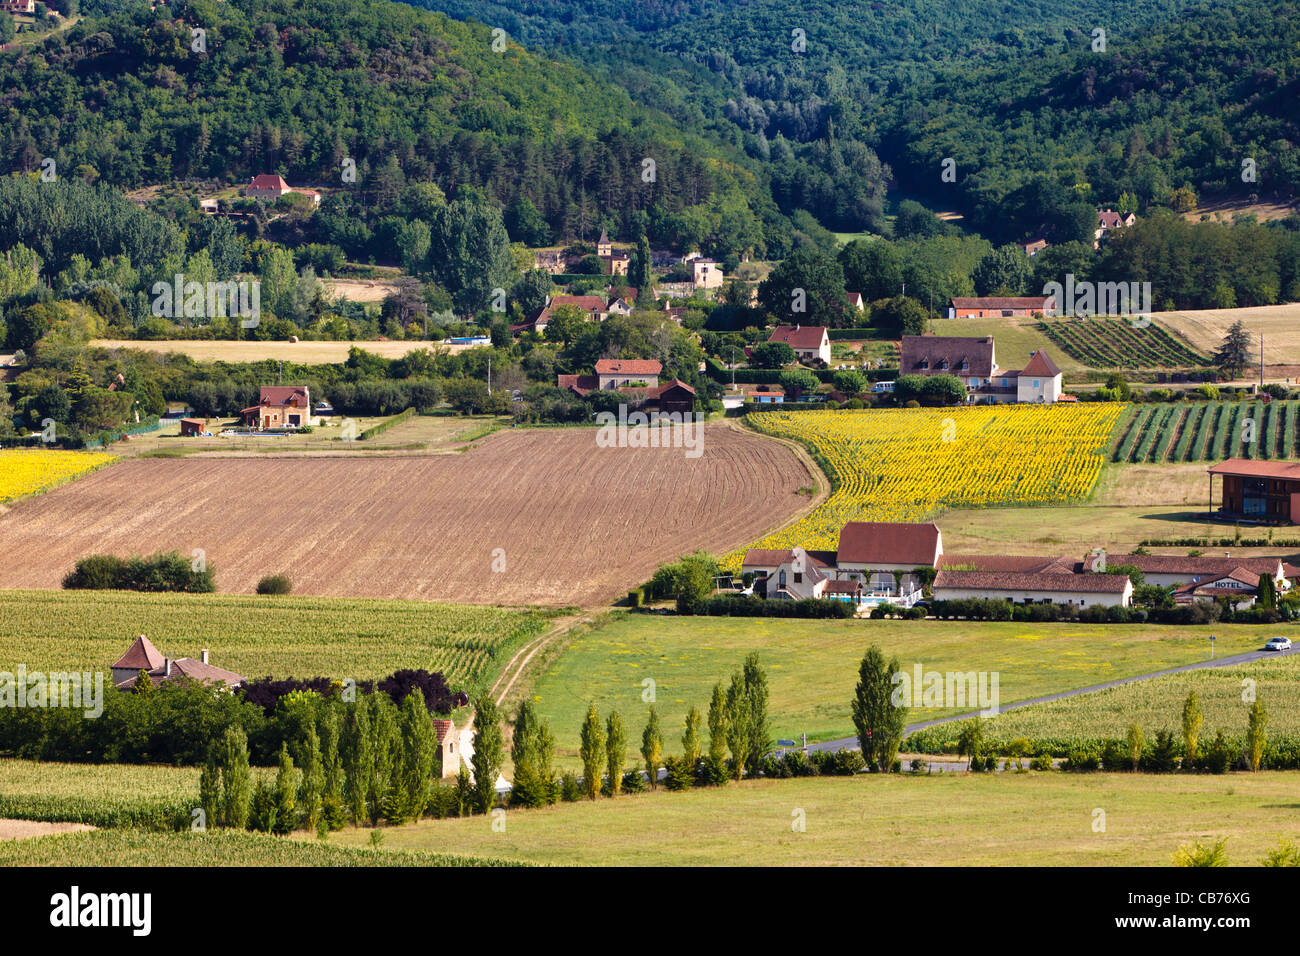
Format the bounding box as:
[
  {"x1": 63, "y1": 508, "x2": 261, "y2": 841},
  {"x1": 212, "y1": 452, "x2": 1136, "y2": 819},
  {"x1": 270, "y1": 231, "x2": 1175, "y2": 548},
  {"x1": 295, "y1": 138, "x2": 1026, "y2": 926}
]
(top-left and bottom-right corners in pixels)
[{"x1": 1264, "y1": 637, "x2": 1292, "y2": 652}]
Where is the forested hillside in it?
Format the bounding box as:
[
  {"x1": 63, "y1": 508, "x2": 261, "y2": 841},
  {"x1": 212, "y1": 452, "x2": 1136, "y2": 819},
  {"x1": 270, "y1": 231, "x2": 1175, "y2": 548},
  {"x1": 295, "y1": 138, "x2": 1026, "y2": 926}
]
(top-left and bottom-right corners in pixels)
[
  {"x1": 0, "y1": 0, "x2": 781, "y2": 252},
  {"x1": 406, "y1": 0, "x2": 1298, "y2": 238}
]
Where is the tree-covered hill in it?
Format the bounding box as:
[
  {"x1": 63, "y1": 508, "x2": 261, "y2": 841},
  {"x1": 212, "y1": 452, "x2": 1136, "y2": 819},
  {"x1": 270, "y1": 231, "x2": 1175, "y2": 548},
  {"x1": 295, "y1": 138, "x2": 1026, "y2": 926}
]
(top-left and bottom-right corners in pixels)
[
  {"x1": 404, "y1": 0, "x2": 1298, "y2": 237},
  {"x1": 0, "y1": 0, "x2": 782, "y2": 252}
]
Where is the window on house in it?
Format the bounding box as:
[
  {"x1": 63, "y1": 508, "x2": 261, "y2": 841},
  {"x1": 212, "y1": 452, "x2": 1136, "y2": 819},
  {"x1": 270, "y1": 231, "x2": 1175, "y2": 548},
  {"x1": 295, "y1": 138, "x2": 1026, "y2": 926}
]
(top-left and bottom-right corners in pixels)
[
  {"x1": 794, "y1": 573, "x2": 802, "y2": 584},
  {"x1": 1033, "y1": 379, "x2": 1040, "y2": 388}
]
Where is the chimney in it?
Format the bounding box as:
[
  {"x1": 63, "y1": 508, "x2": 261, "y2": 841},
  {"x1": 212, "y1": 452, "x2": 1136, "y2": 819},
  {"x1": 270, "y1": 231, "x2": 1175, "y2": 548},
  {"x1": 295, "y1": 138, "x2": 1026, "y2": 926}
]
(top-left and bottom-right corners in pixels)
[
  {"x1": 201, "y1": 649, "x2": 210, "y2": 665},
  {"x1": 164, "y1": 659, "x2": 172, "y2": 678}
]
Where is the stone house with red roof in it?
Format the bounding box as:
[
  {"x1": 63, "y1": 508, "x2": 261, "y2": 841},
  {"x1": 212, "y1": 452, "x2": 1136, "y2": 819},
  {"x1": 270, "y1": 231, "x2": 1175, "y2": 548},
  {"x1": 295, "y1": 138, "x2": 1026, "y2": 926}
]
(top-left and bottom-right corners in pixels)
[
  {"x1": 596, "y1": 358, "x2": 660, "y2": 390},
  {"x1": 241, "y1": 385, "x2": 312, "y2": 429},
  {"x1": 111, "y1": 635, "x2": 244, "y2": 691},
  {"x1": 768, "y1": 324, "x2": 831, "y2": 365},
  {"x1": 948, "y1": 296, "x2": 1056, "y2": 318}
]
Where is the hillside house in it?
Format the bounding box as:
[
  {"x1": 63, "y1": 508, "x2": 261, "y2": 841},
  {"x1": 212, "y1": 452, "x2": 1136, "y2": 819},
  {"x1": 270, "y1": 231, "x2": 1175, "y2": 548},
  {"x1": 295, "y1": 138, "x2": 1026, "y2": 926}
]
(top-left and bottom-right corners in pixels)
[
  {"x1": 596, "y1": 359, "x2": 661, "y2": 390},
  {"x1": 744, "y1": 384, "x2": 785, "y2": 404},
  {"x1": 692, "y1": 259, "x2": 723, "y2": 290},
  {"x1": 1021, "y1": 239, "x2": 1049, "y2": 257},
  {"x1": 846, "y1": 292, "x2": 865, "y2": 313},
  {"x1": 596, "y1": 229, "x2": 630, "y2": 275},
  {"x1": 241, "y1": 385, "x2": 312, "y2": 429},
  {"x1": 2, "y1": 0, "x2": 35, "y2": 13},
  {"x1": 1095, "y1": 208, "x2": 1136, "y2": 246},
  {"x1": 900, "y1": 335, "x2": 1063, "y2": 404},
  {"x1": 245, "y1": 174, "x2": 322, "y2": 205},
  {"x1": 1208, "y1": 459, "x2": 1300, "y2": 524},
  {"x1": 1015, "y1": 349, "x2": 1063, "y2": 403},
  {"x1": 768, "y1": 325, "x2": 831, "y2": 365},
  {"x1": 948, "y1": 296, "x2": 1056, "y2": 318},
  {"x1": 741, "y1": 547, "x2": 834, "y2": 600},
  {"x1": 111, "y1": 635, "x2": 244, "y2": 691}
]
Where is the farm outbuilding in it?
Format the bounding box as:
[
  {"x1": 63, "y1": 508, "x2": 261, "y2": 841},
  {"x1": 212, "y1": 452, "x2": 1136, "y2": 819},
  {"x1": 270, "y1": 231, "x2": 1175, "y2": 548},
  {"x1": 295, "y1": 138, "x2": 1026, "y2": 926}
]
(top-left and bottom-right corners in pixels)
[{"x1": 179, "y1": 418, "x2": 206, "y2": 437}]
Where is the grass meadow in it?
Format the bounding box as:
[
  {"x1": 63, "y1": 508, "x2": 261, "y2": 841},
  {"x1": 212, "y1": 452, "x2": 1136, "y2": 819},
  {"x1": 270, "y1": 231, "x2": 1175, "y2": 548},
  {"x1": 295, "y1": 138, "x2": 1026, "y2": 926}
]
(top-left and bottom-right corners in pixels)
[
  {"x1": 323, "y1": 771, "x2": 1300, "y2": 867},
  {"x1": 530, "y1": 613, "x2": 1279, "y2": 759}
]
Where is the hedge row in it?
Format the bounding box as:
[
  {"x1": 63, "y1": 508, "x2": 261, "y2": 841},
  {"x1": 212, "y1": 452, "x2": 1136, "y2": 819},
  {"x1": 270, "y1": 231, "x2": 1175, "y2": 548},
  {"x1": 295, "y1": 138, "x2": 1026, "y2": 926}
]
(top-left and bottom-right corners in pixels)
[
  {"x1": 358, "y1": 407, "x2": 415, "y2": 440},
  {"x1": 687, "y1": 595, "x2": 855, "y2": 618}
]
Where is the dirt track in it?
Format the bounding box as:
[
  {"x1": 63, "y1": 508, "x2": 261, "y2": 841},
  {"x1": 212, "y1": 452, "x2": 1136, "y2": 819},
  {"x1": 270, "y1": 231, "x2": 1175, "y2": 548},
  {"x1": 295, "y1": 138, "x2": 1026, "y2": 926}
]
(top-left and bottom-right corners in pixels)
[{"x1": 0, "y1": 426, "x2": 814, "y2": 606}]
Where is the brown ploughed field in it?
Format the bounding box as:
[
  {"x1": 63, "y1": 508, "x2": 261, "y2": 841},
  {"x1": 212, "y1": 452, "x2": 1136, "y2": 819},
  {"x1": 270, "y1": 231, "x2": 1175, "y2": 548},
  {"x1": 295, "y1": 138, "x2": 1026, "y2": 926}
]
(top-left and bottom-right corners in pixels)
[{"x1": 0, "y1": 426, "x2": 812, "y2": 606}]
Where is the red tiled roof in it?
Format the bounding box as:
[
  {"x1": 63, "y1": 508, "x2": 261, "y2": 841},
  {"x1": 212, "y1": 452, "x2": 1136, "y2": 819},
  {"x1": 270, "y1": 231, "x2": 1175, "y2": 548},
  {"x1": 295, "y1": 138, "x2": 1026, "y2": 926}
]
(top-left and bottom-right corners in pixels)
[
  {"x1": 1096, "y1": 552, "x2": 1292, "y2": 579},
  {"x1": 550, "y1": 295, "x2": 606, "y2": 313},
  {"x1": 940, "y1": 553, "x2": 1075, "y2": 574},
  {"x1": 557, "y1": 374, "x2": 599, "y2": 395},
  {"x1": 949, "y1": 297, "x2": 1052, "y2": 310},
  {"x1": 769, "y1": 325, "x2": 827, "y2": 350},
  {"x1": 170, "y1": 658, "x2": 245, "y2": 686},
  {"x1": 741, "y1": 548, "x2": 831, "y2": 569},
  {"x1": 1019, "y1": 350, "x2": 1061, "y2": 377},
  {"x1": 900, "y1": 335, "x2": 996, "y2": 378},
  {"x1": 259, "y1": 386, "x2": 309, "y2": 407},
  {"x1": 837, "y1": 522, "x2": 941, "y2": 566},
  {"x1": 432, "y1": 719, "x2": 455, "y2": 743},
  {"x1": 113, "y1": 635, "x2": 165, "y2": 671},
  {"x1": 596, "y1": 359, "x2": 662, "y2": 376},
  {"x1": 1207, "y1": 458, "x2": 1300, "y2": 479},
  {"x1": 249, "y1": 174, "x2": 291, "y2": 191},
  {"x1": 934, "y1": 570, "x2": 1130, "y2": 593}
]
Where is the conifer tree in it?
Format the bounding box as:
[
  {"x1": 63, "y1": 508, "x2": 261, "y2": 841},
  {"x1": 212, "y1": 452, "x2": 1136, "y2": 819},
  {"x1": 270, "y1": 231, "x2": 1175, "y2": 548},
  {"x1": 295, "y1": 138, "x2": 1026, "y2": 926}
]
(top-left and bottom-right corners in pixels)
[
  {"x1": 725, "y1": 673, "x2": 750, "y2": 779},
  {"x1": 1182, "y1": 691, "x2": 1203, "y2": 766},
  {"x1": 199, "y1": 744, "x2": 220, "y2": 829},
  {"x1": 682, "y1": 706, "x2": 702, "y2": 769},
  {"x1": 1247, "y1": 698, "x2": 1268, "y2": 772},
  {"x1": 641, "y1": 706, "x2": 663, "y2": 789},
  {"x1": 272, "y1": 744, "x2": 298, "y2": 835},
  {"x1": 398, "y1": 689, "x2": 437, "y2": 820}
]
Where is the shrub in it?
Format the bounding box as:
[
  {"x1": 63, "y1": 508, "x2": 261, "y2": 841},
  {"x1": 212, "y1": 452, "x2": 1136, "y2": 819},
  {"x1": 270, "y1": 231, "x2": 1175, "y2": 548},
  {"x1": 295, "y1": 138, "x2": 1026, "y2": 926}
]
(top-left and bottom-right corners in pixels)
[
  {"x1": 662, "y1": 755, "x2": 695, "y2": 791},
  {"x1": 1062, "y1": 747, "x2": 1100, "y2": 772},
  {"x1": 62, "y1": 551, "x2": 215, "y2": 593},
  {"x1": 1030, "y1": 753, "x2": 1053, "y2": 772},
  {"x1": 1140, "y1": 730, "x2": 1180, "y2": 773},
  {"x1": 909, "y1": 757, "x2": 928, "y2": 774},
  {"x1": 256, "y1": 574, "x2": 293, "y2": 595},
  {"x1": 622, "y1": 762, "x2": 648, "y2": 793},
  {"x1": 559, "y1": 772, "x2": 581, "y2": 802}
]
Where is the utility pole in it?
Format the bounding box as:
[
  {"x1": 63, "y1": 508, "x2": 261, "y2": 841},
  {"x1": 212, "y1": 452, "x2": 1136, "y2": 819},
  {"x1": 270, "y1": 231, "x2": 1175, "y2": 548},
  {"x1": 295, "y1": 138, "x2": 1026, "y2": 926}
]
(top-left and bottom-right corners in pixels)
[
  {"x1": 1260, "y1": 333, "x2": 1265, "y2": 388},
  {"x1": 487, "y1": 354, "x2": 492, "y2": 395},
  {"x1": 730, "y1": 346, "x2": 736, "y2": 390}
]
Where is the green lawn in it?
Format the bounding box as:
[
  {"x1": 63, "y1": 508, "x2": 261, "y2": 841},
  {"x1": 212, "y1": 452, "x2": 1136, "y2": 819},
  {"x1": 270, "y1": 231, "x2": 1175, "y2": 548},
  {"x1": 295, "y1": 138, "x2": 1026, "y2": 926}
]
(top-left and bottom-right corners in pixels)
[
  {"x1": 531, "y1": 613, "x2": 1277, "y2": 759},
  {"x1": 324, "y1": 771, "x2": 1300, "y2": 866},
  {"x1": 909, "y1": 653, "x2": 1300, "y2": 754}
]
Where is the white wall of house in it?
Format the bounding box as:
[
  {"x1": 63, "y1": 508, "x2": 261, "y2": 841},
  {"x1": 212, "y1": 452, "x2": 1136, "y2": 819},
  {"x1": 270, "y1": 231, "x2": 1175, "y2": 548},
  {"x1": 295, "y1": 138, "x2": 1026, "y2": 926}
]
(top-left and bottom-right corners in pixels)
[
  {"x1": 1017, "y1": 372, "x2": 1062, "y2": 404},
  {"x1": 933, "y1": 585, "x2": 1131, "y2": 607}
]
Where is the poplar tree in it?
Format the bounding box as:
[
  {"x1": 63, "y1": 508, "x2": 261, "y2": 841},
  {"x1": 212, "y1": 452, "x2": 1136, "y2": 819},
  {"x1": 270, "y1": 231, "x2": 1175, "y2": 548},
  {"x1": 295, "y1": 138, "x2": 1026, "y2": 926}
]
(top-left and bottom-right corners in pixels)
[
  {"x1": 1247, "y1": 698, "x2": 1268, "y2": 772},
  {"x1": 743, "y1": 653, "x2": 772, "y2": 773},
  {"x1": 641, "y1": 706, "x2": 663, "y2": 788},
  {"x1": 398, "y1": 689, "x2": 437, "y2": 820},
  {"x1": 339, "y1": 699, "x2": 372, "y2": 825},
  {"x1": 510, "y1": 699, "x2": 554, "y2": 808},
  {"x1": 852, "y1": 645, "x2": 906, "y2": 772},
  {"x1": 297, "y1": 723, "x2": 324, "y2": 832},
  {"x1": 606, "y1": 710, "x2": 627, "y2": 796},
  {"x1": 579, "y1": 703, "x2": 605, "y2": 800},
  {"x1": 682, "y1": 706, "x2": 702, "y2": 769},
  {"x1": 272, "y1": 744, "x2": 298, "y2": 835},
  {"x1": 725, "y1": 673, "x2": 751, "y2": 779},
  {"x1": 706, "y1": 682, "x2": 729, "y2": 776},
  {"x1": 219, "y1": 725, "x2": 252, "y2": 831},
  {"x1": 1182, "y1": 691, "x2": 1203, "y2": 766},
  {"x1": 471, "y1": 696, "x2": 504, "y2": 813},
  {"x1": 199, "y1": 745, "x2": 220, "y2": 829}
]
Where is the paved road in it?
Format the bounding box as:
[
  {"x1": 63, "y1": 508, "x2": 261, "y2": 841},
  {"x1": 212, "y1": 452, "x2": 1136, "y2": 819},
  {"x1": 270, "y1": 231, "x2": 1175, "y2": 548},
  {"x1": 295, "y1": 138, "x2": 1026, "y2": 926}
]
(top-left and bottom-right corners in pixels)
[{"x1": 806, "y1": 643, "x2": 1297, "y2": 756}]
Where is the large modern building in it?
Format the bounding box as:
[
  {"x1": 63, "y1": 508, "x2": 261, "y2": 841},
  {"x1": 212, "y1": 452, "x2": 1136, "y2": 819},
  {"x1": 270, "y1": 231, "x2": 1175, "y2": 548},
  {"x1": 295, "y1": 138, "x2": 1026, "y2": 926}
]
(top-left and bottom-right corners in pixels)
[{"x1": 1207, "y1": 458, "x2": 1300, "y2": 524}]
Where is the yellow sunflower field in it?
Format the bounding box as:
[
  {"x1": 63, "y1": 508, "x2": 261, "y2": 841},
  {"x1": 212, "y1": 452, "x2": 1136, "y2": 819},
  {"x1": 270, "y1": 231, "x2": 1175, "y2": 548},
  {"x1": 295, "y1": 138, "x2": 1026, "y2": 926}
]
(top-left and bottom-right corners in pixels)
[
  {"x1": 0, "y1": 449, "x2": 120, "y2": 503},
  {"x1": 729, "y1": 403, "x2": 1128, "y2": 570}
]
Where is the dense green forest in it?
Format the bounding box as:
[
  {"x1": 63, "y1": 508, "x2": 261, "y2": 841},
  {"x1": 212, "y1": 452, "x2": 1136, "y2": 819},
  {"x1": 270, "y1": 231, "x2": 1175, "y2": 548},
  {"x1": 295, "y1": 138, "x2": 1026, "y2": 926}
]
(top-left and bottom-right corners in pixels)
[
  {"x1": 406, "y1": 0, "x2": 1298, "y2": 237},
  {"x1": 0, "y1": 0, "x2": 783, "y2": 253}
]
